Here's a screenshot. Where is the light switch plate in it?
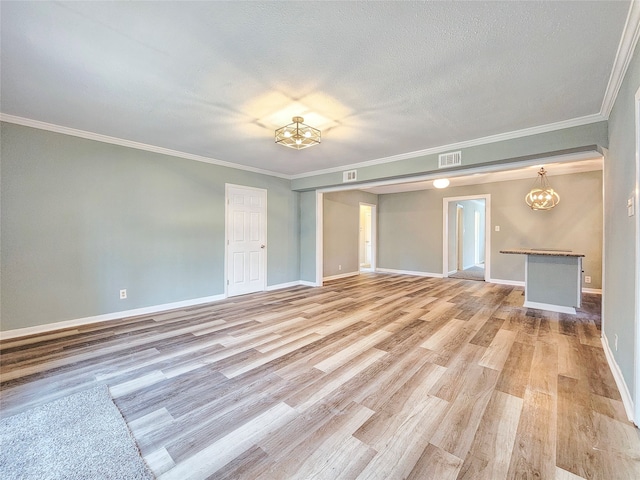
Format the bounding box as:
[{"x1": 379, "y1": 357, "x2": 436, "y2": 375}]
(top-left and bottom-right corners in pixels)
[{"x1": 628, "y1": 196, "x2": 635, "y2": 217}]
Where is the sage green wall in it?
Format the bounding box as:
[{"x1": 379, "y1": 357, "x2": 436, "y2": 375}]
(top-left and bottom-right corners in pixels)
[
  {"x1": 292, "y1": 122, "x2": 607, "y2": 191},
  {"x1": 0, "y1": 123, "x2": 299, "y2": 331},
  {"x1": 377, "y1": 170, "x2": 602, "y2": 287},
  {"x1": 323, "y1": 190, "x2": 378, "y2": 278},
  {"x1": 377, "y1": 190, "x2": 442, "y2": 274},
  {"x1": 604, "y1": 41, "x2": 640, "y2": 400}
]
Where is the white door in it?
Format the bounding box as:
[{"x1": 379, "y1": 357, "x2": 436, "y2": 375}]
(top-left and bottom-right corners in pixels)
[{"x1": 226, "y1": 185, "x2": 267, "y2": 297}]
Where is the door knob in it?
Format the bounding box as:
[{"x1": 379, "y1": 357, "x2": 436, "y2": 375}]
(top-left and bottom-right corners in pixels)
[{"x1": 261, "y1": 245, "x2": 266, "y2": 249}]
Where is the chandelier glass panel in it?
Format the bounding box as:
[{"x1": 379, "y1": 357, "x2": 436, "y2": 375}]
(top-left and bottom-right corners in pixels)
[
  {"x1": 275, "y1": 116, "x2": 321, "y2": 150},
  {"x1": 525, "y1": 167, "x2": 560, "y2": 210}
]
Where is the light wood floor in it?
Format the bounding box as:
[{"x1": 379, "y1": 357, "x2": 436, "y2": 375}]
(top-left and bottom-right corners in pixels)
[{"x1": 2, "y1": 274, "x2": 639, "y2": 479}]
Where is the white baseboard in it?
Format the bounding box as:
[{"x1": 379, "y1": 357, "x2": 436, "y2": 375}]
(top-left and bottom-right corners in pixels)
[
  {"x1": 0, "y1": 294, "x2": 226, "y2": 341},
  {"x1": 323, "y1": 271, "x2": 360, "y2": 281},
  {"x1": 375, "y1": 268, "x2": 444, "y2": 278},
  {"x1": 523, "y1": 300, "x2": 576, "y2": 315},
  {"x1": 582, "y1": 287, "x2": 603, "y2": 294},
  {"x1": 448, "y1": 270, "x2": 458, "y2": 276},
  {"x1": 487, "y1": 279, "x2": 601, "y2": 296},
  {"x1": 299, "y1": 280, "x2": 318, "y2": 287},
  {"x1": 1, "y1": 279, "x2": 321, "y2": 341},
  {"x1": 488, "y1": 278, "x2": 526, "y2": 287},
  {"x1": 601, "y1": 333, "x2": 635, "y2": 422},
  {"x1": 265, "y1": 280, "x2": 306, "y2": 291}
]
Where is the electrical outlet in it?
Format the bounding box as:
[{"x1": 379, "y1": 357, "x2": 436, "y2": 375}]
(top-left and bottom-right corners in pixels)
[
  {"x1": 584, "y1": 276, "x2": 591, "y2": 284},
  {"x1": 120, "y1": 289, "x2": 127, "y2": 299},
  {"x1": 338, "y1": 265, "x2": 342, "y2": 271},
  {"x1": 495, "y1": 225, "x2": 500, "y2": 232},
  {"x1": 614, "y1": 334, "x2": 618, "y2": 351}
]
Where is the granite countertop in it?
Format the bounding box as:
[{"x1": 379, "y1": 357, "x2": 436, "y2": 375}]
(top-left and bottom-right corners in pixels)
[{"x1": 499, "y1": 248, "x2": 585, "y2": 257}]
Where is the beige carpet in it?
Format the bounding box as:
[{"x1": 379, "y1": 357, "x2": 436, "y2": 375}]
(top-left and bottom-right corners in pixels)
[
  {"x1": 0, "y1": 386, "x2": 154, "y2": 479},
  {"x1": 449, "y1": 265, "x2": 485, "y2": 281}
]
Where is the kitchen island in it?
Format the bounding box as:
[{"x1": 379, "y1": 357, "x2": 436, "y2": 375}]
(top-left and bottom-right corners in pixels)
[{"x1": 500, "y1": 248, "x2": 585, "y2": 314}]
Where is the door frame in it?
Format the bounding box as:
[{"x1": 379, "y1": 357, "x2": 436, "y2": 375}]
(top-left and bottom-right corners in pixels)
[
  {"x1": 442, "y1": 194, "x2": 491, "y2": 280},
  {"x1": 359, "y1": 202, "x2": 377, "y2": 272},
  {"x1": 224, "y1": 183, "x2": 268, "y2": 297},
  {"x1": 475, "y1": 210, "x2": 482, "y2": 265},
  {"x1": 456, "y1": 204, "x2": 464, "y2": 271},
  {"x1": 634, "y1": 86, "x2": 640, "y2": 424},
  {"x1": 316, "y1": 191, "x2": 324, "y2": 286}
]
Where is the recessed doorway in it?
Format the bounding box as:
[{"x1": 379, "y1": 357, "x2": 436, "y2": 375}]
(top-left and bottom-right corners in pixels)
[
  {"x1": 443, "y1": 194, "x2": 490, "y2": 281},
  {"x1": 359, "y1": 203, "x2": 376, "y2": 272}
]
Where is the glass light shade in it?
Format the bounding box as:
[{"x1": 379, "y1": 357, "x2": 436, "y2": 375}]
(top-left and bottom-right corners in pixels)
[
  {"x1": 433, "y1": 178, "x2": 450, "y2": 189},
  {"x1": 275, "y1": 116, "x2": 321, "y2": 150},
  {"x1": 525, "y1": 168, "x2": 560, "y2": 210}
]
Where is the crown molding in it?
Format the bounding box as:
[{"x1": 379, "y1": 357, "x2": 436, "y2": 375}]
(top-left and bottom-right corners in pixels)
[
  {"x1": 290, "y1": 113, "x2": 606, "y2": 179},
  {"x1": 0, "y1": 114, "x2": 290, "y2": 180},
  {"x1": 601, "y1": 0, "x2": 640, "y2": 118},
  {"x1": 1, "y1": 112, "x2": 606, "y2": 183}
]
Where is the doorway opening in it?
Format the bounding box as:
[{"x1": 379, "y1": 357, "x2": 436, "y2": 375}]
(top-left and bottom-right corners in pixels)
[
  {"x1": 359, "y1": 203, "x2": 376, "y2": 272},
  {"x1": 443, "y1": 195, "x2": 490, "y2": 281}
]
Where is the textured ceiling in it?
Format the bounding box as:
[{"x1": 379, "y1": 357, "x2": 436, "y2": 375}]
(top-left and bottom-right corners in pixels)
[{"x1": 0, "y1": 1, "x2": 630, "y2": 177}]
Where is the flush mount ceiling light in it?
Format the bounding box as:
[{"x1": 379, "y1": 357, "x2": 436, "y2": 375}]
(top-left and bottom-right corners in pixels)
[
  {"x1": 433, "y1": 178, "x2": 450, "y2": 189},
  {"x1": 525, "y1": 167, "x2": 560, "y2": 210},
  {"x1": 275, "y1": 116, "x2": 321, "y2": 150}
]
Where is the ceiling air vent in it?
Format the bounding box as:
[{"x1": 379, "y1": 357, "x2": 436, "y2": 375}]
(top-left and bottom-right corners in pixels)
[
  {"x1": 438, "y1": 151, "x2": 462, "y2": 168},
  {"x1": 343, "y1": 170, "x2": 357, "y2": 182}
]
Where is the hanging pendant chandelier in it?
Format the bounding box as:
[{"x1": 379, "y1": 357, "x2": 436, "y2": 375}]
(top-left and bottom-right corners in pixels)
[
  {"x1": 525, "y1": 167, "x2": 560, "y2": 210},
  {"x1": 275, "y1": 116, "x2": 321, "y2": 150}
]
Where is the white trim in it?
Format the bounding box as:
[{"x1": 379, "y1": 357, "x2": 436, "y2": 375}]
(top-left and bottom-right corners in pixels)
[
  {"x1": 601, "y1": 147, "x2": 609, "y2": 356},
  {"x1": 299, "y1": 280, "x2": 317, "y2": 287},
  {"x1": 601, "y1": 1, "x2": 640, "y2": 118},
  {"x1": 375, "y1": 268, "x2": 444, "y2": 278},
  {"x1": 315, "y1": 191, "x2": 324, "y2": 286},
  {"x1": 488, "y1": 278, "x2": 526, "y2": 287},
  {"x1": 0, "y1": 114, "x2": 288, "y2": 179},
  {"x1": 1, "y1": 113, "x2": 604, "y2": 182},
  {"x1": 442, "y1": 194, "x2": 491, "y2": 281},
  {"x1": 265, "y1": 281, "x2": 305, "y2": 291},
  {"x1": 291, "y1": 114, "x2": 605, "y2": 180},
  {"x1": 602, "y1": 333, "x2": 636, "y2": 422},
  {"x1": 523, "y1": 301, "x2": 576, "y2": 315},
  {"x1": 323, "y1": 271, "x2": 360, "y2": 281},
  {"x1": 582, "y1": 287, "x2": 603, "y2": 294},
  {"x1": 0, "y1": 294, "x2": 225, "y2": 341},
  {"x1": 635, "y1": 87, "x2": 640, "y2": 424}
]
